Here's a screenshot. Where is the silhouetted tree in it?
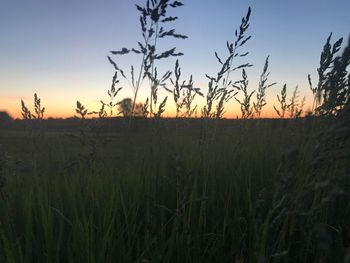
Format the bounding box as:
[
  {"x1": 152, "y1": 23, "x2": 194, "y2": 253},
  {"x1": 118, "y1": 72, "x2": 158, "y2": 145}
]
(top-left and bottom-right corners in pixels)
[
  {"x1": 0, "y1": 111, "x2": 12, "y2": 123},
  {"x1": 118, "y1": 98, "x2": 145, "y2": 117},
  {"x1": 134, "y1": 102, "x2": 146, "y2": 117},
  {"x1": 118, "y1": 98, "x2": 132, "y2": 117}
]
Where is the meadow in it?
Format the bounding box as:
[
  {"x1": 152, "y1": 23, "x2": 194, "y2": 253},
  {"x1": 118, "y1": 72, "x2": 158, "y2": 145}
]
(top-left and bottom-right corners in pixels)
[
  {"x1": 1, "y1": 0, "x2": 349, "y2": 262},
  {"x1": 0, "y1": 117, "x2": 349, "y2": 262}
]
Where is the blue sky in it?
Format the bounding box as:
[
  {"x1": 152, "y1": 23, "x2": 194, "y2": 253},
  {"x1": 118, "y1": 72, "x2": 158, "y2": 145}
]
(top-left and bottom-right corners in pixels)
[{"x1": 0, "y1": 0, "x2": 349, "y2": 118}]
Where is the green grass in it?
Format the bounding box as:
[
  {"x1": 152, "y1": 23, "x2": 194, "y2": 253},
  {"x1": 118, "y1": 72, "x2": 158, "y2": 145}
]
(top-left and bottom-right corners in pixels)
[{"x1": 0, "y1": 118, "x2": 349, "y2": 262}]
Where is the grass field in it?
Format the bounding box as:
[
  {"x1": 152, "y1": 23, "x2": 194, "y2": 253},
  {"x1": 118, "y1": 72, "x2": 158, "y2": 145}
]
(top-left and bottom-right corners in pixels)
[
  {"x1": 0, "y1": 118, "x2": 349, "y2": 262},
  {"x1": 0, "y1": 0, "x2": 349, "y2": 261}
]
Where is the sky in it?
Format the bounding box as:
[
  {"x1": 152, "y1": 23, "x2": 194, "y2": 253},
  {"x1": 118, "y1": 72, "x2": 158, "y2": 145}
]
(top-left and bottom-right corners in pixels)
[{"x1": 0, "y1": 0, "x2": 349, "y2": 119}]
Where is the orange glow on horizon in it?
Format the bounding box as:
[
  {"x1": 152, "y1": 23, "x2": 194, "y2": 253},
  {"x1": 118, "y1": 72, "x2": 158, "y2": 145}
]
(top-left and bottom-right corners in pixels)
[
  {"x1": 1, "y1": 92, "x2": 313, "y2": 120},
  {"x1": 2, "y1": 105, "x2": 300, "y2": 120}
]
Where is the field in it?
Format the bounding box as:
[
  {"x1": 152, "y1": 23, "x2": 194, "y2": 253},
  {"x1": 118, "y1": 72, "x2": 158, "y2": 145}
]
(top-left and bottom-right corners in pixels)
[
  {"x1": 0, "y1": 118, "x2": 349, "y2": 262},
  {"x1": 0, "y1": 0, "x2": 349, "y2": 261}
]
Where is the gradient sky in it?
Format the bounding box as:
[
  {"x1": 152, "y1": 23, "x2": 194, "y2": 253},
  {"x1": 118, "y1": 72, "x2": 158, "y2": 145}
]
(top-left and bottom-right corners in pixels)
[{"x1": 0, "y1": 0, "x2": 349, "y2": 118}]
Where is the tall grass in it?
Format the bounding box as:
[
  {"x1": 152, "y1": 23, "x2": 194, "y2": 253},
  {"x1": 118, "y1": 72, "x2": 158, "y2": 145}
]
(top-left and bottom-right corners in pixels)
[
  {"x1": 0, "y1": 118, "x2": 349, "y2": 262},
  {"x1": 1, "y1": 1, "x2": 349, "y2": 262}
]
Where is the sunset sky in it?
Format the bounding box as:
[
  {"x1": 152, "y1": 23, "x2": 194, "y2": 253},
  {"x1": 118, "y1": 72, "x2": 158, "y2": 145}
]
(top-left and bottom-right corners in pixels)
[{"x1": 0, "y1": 0, "x2": 349, "y2": 119}]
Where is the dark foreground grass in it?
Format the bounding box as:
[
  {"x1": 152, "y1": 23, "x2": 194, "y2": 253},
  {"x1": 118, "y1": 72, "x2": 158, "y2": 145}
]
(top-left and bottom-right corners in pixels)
[{"x1": 0, "y1": 118, "x2": 349, "y2": 262}]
